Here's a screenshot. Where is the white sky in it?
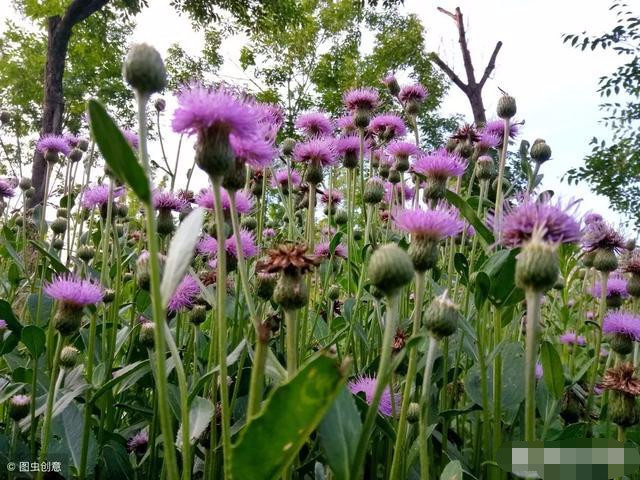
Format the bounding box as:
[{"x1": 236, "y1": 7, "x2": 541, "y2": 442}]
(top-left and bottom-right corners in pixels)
[{"x1": 0, "y1": 0, "x2": 632, "y2": 231}]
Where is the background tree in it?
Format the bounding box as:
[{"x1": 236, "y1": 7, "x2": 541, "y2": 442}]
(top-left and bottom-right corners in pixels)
[{"x1": 564, "y1": 2, "x2": 640, "y2": 227}]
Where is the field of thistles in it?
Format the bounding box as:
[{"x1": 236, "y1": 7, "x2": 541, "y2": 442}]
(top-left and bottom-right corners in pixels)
[{"x1": 0, "y1": 43, "x2": 639, "y2": 480}]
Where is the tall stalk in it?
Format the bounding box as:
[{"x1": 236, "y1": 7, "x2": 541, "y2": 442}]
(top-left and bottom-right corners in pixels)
[
  {"x1": 418, "y1": 336, "x2": 439, "y2": 480},
  {"x1": 492, "y1": 118, "x2": 510, "y2": 243},
  {"x1": 524, "y1": 289, "x2": 541, "y2": 441},
  {"x1": 587, "y1": 271, "x2": 610, "y2": 421}
]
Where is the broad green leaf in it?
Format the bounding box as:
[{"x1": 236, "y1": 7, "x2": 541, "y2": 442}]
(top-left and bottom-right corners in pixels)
[
  {"x1": 49, "y1": 402, "x2": 97, "y2": 472},
  {"x1": 177, "y1": 396, "x2": 213, "y2": 448},
  {"x1": 473, "y1": 272, "x2": 490, "y2": 310},
  {"x1": 330, "y1": 231, "x2": 344, "y2": 256},
  {"x1": 161, "y1": 207, "x2": 205, "y2": 306},
  {"x1": 318, "y1": 386, "x2": 362, "y2": 480},
  {"x1": 99, "y1": 441, "x2": 134, "y2": 480},
  {"x1": 91, "y1": 360, "x2": 150, "y2": 403},
  {"x1": 0, "y1": 300, "x2": 22, "y2": 335},
  {"x1": 87, "y1": 99, "x2": 150, "y2": 202},
  {"x1": 21, "y1": 325, "x2": 46, "y2": 358},
  {"x1": 453, "y1": 252, "x2": 469, "y2": 283},
  {"x1": 540, "y1": 341, "x2": 564, "y2": 399},
  {"x1": 232, "y1": 354, "x2": 345, "y2": 480},
  {"x1": 29, "y1": 240, "x2": 69, "y2": 274},
  {"x1": 440, "y1": 460, "x2": 463, "y2": 480},
  {"x1": 445, "y1": 190, "x2": 494, "y2": 247}
]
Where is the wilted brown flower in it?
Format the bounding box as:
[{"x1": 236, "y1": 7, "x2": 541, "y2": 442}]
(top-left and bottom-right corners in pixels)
[
  {"x1": 392, "y1": 328, "x2": 407, "y2": 352},
  {"x1": 451, "y1": 124, "x2": 480, "y2": 144},
  {"x1": 598, "y1": 363, "x2": 640, "y2": 396},
  {"x1": 257, "y1": 243, "x2": 321, "y2": 275}
]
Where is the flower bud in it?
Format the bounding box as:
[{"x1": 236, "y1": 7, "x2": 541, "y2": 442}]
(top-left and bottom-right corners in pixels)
[
  {"x1": 222, "y1": 159, "x2": 247, "y2": 191},
  {"x1": 256, "y1": 273, "x2": 277, "y2": 300},
  {"x1": 78, "y1": 139, "x2": 89, "y2": 151},
  {"x1": 610, "y1": 391, "x2": 639, "y2": 427},
  {"x1": 190, "y1": 305, "x2": 207, "y2": 325},
  {"x1": 333, "y1": 209, "x2": 348, "y2": 226},
  {"x1": 407, "y1": 402, "x2": 420, "y2": 423},
  {"x1": 353, "y1": 227, "x2": 363, "y2": 241},
  {"x1": 379, "y1": 163, "x2": 390, "y2": 179},
  {"x1": 274, "y1": 271, "x2": 308, "y2": 310},
  {"x1": 51, "y1": 217, "x2": 67, "y2": 235},
  {"x1": 425, "y1": 292, "x2": 460, "y2": 339},
  {"x1": 304, "y1": 162, "x2": 324, "y2": 185},
  {"x1": 581, "y1": 251, "x2": 595, "y2": 268},
  {"x1": 368, "y1": 243, "x2": 414, "y2": 296},
  {"x1": 60, "y1": 346, "x2": 80, "y2": 369},
  {"x1": 475, "y1": 155, "x2": 494, "y2": 181},
  {"x1": 593, "y1": 248, "x2": 618, "y2": 273},
  {"x1": 241, "y1": 216, "x2": 257, "y2": 231},
  {"x1": 423, "y1": 178, "x2": 446, "y2": 201},
  {"x1": 156, "y1": 209, "x2": 175, "y2": 236},
  {"x1": 69, "y1": 147, "x2": 83, "y2": 163},
  {"x1": 57, "y1": 208, "x2": 68, "y2": 218},
  {"x1": 123, "y1": 43, "x2": 167, "y2": 95},
  {"x1": 497, "y1": 95, "x2": 517, "y2": 119},
  {"x1": 25, "y1": 187, "x2": 35, "y2": 199},
  {"x1": 45, "y1": 149, "x2": 59, "y2": 163},
  {"x1": 383, "y1": 75, "x2": 400, "y2": 96},
  {"x1": 154, "y1": 97, "x2": 166, "y2": 112},
  {"x1": 408, "y1": 238, "x2": 439, "y2": 272},
  {"x1": 559, "y1": 389, "x2": 582, "y2": 424},
  {"x1": 52, "y1": 238, "x2": 64, "y2": 250},
  {"x1": 364, "y1": 178, "x2": 385, "y2": 204},
  {"x1": 139, "y1": 321, "x2": 155, "y2": 349},
  {"x1": 281, "y1": 138, "x2": 296, "y2": 156},
  {"x1": 388, "y1": 168, "x2": 401, "y2": 185},
  {"x1": 0, "y1": 110, "x2": 11, "y2": 125},
  {"x1": 515, "y1": 237, "x2": 559, "y2": 292},
  {"x1": 103, "y1": 289, "x2": 116, "y2": 304},
  {"x1": 610, "y1": 333, "x2": 634, "y2": 356},
  {"x1": 343, "y1": 150, "x2": 358, "y2": 169},
  {"x1": 530, "y1": 139, "x2": 551, "y2": 164},
  {"x1": 78, "y1": 245, "x2": 95, "y2": 263},
  {"x1": 19, "y1": 177, "x2": 32, "y2": 190},
  {"x1": 8, "y1": 394, "x2": 31, "y2": 421}
]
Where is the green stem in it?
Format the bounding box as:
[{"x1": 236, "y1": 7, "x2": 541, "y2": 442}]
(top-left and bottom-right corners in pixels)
[
  {"x1": 492, "y1": 118, "x2": 510, "y2": 243},
  {"x1": 285, "y1": 308, "x2": 298, "y2": 377},
  {"x1": 418, "y1": 336, "x2": 439, "y2": 480},
  {"x1": 79, "y1": 311, "x2": 98, "y2": 480},
  {"x1": 524, "y1": 289, "x2": 541, "y2": 441},
  {"x1": 587, "y1": 270, "x2": 610, "y2": 427},
  {"x1": 492, "y1": 308, "x2": 503, "y2": 468}
]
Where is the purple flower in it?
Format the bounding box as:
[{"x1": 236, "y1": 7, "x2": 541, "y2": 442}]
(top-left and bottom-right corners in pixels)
[
  {"x1": 368, "y1": 114, "x2": 406, "y2": 140},
  {"x1": 225, "y1": 229, "x2": 258, "y2": 259},
  {"x1": 81, "y1": 184, "x2": 125, "y2": 209},
  {"x1": 348, "y1": 375, "x2": 400, "y2": 417},
  {"x1": 36, "y1": 134, "x2": 71, "y2": 156},
  {"x1": 263, "y1": 228, "x2": 276, "y2": 239},
  {"x1": 0, "y1": 179, "x2": 15, "y2": 199},
  {"x1": 582, "y1": 220, "x2": 625, "y2": 253},
  {"x1": 172, "y1": 84, "x2": 257, "y2": 138},
  {"x1": 343, "y1": 88, "x2": 380, "y2": 112},
  {"x1": 197, "y1": 235, "x2": 218, "y2": 257},
  {"x1": 64, "y1": 133, "x2": 80, "y2": 148},
  {"x1": 584, "y1": 213, "x2": 603, "y2": 225},
  {"x1": 195, "y1": 188, "x2": 253, "y2": 214},
  {"x1": 292, "y1": 138, "x2": 337, "y2": 167},
  {"x1": 153, "y1": 190, "x2": 187, "y2": 211},
  {"x1": 252, "y1": 102, "x2": 284, "y2": 142},
  {"x1": 399, "y1": 83, "x2": 428, "y2": 103},
  {"x1": 321, "y1": 226, "x2": 337, "y2": 238},
  {"x1": 411, "y1": 148, "x2": 467, "y2": 180},
  {"x1": 559, "y1": 331, "x2": 586, "y2": 346},
  {"x1": 386, "y1": 140, "x2": 420, "y2": 159},
  {"x1": 499, "y1": 196, "x2": 582, "y2": 247},
  {"x1": 377, "y1": 150, "x2": 394, "y2": 167},
  {"x1": 271, "y1": 169, "x2": 302, "y2": 190},
  {"x1": 44, "y1": 274, "x2": 103, "y2": 308},
  {"x1": 393, "y1": 203, "x2": 464, "y2": 241},
  {"x1": 336, "y1": 115, "x2": 356, "y2": 133},
  {"x1": 320, "y1": 189, "x2": 343, "y2": 205},
  {"x1": 477, "y1": 132, "x2": 502, "y2": 149},
  {"x1": 381, "y1": 73, "x2": 397, "y2": 88},
  {"x1": 535, "y1": 362, "x2": 543, "y2": 380},
  {"x1": 482, "y1": 120, "x2": 520, "y2": 140},
  {"x1": 295, "y1": 112, "x2": 334, "y2": 137},
  {"x1": 603, "y1": 310, "x2": 640, "y2": 340},
  {"x1": 121, "y1": 129, "x2": 139, "y2": 149},
  {"x1": 168, "y1": 274, "x2": 200, "y2": 312},
  {"x1": 314, "y1": 241, "x2": 347, "y2": 259},
  {"x1": 230, "y1": 134, "x2": 277, "y2": 170},
  {"x1": 0, "y1": 319, "x2": 7, "y2": 332},
  {"x1": 336, "y1": 135, "x2": 366, "y2": 157},
  {"x1": 590, "y1": 276, "x2": 628, "y2": 299},
  {"x1": 383, "y1": 182, "x2": 414, "y2": 204},
  {"x1": 127, "y1": 430, "x2": 149, "y2": 454}
]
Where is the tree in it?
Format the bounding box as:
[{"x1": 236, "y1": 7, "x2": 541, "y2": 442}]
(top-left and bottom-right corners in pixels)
[
  {"x1": 564, "y1": 2, "x2": 640, "y2": 227},
  {"x1": 429, "y1": 6, "x2": 502, "y2": 126}
]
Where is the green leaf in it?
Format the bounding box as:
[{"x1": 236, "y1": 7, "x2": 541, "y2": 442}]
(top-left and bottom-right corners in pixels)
[
  {"x1": 100, "y1": 441, "x2": 134, "y2": 480},
  {"x1": 540, "y1": 341, "x2": 564, "y2": 399},
  {"x1": 231, "y1": 354, "x2": 345, "y2": 480},
  {"x1": 473, "y1": 272, "x2": 490, "y2": 310},
  {"x1": 177, "y1": 396, "x2": 214, "y2": 448},
  {"x1": 49, "y1": 402, "x2": 97, "y2": 472},
  {"x1": 440, "y1": 460, "x2": 463, "y2": 480},
  {"x1": 87, "y1": 99, "x2": 150, "y2": 202},
  {"x1": 330, "y1": 231, "x2": 344, "y2": 257},
  {"x1": 453, "y1": 253, "x2": 469, "y2": 283},
  {"x1": 445, "y1": 190, "x2": 494, "y2": 247},
  {"x1": 318, "y1": 386, "x2": 362, "y2": 480},
  {"x1": 29, "y1": 240, "x2": 69, "y2": 274},
  {"x1": 0, "y1": 300, "x2": 22, "y2": 335},
  {"x1": 20, "y1": 325, "x2": 46, "y2": 359}
]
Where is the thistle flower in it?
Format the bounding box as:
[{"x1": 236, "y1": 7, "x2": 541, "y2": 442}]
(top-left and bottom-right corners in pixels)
[
  {"x1": 296, "y1": 112, "x2": 334, "y2": 137},
  {"x1": 225, "y1": 229, "x2": 258, "y2": 259},
  {"x1": 603, "y1": 311, "x2": 640, "y2": 340},
  {"x1": 590, "y1": 275, "x2": 629, "y2": 308},
  {"x1": 0, "y1": 319, "x2": 7, "y2": 333},
  {"x1": 584, "y1": 213, "x2": 603, "y2": 225},
  {"x1": 195, "y1": 187, "x2": 253, "y2": 214},
  {"x1": 411, "y1": 149, "x2": 467, "y2": 180},
  {"x1": 8, "y1": 394, "x2": 31, "y2": 421},
  {"x1": 292, "y1": 138, "x2": 338, "y2": 167},
  {"x1": 36, "y1": 134, "x2": 71, "y2": 156},
  {"x1": 336, "y1": 135, "x2": 366, "y2": 168},
  {"x1": 559, "y1": 331, "x2": 586, "y2": 346},
  {"x1": 336, "y1": 115, "x2": 357, "y2": 133},
  {"x1": 81, "y1": 184, "x2": 125, "y2": 210},
  {"x1": 582, "y1": 220, "x2": 625, "y2": 253},
  {"x1": 386, "y1": 140, "x2": 420, "y2": 159},
  {"x1": 499, "y1": 196, "x2": 582, "y2": 247},
  {"x1": 44, "y1": 274, "x2": 103, "y2": 308},
  {"x1": 229, "y1": 134, "x2": 277, "y2": 170},
  {"x1": 127, "y1": 430, "x2": 149, "y2": 454},
  {"x1": 393, "y1": 203, "x2": 464, "y2": 242},
  {"x1": 383, "y1": 181, "x2": 414, "y2": 205},
  {"x1": 399, "y1": 83, "x2": 428, "y2": 103},
  {"x1": 263, "y1": 228, "x2": 276, "y2": 239},
  {"x1": 477, "y1": 131, "x2": 502, "y2": 150},
  {"x1": 482, "y1": 119, "x2": 520, "y2": 140},
  {"x1": 343, "y1": 88, "x2": 379, "y2": 112},
  {"x1": 168, "y1": 274, "x2": 200, "y2": 313},
  {"x1": 258, "y1": 243, "x2": 321, "y2": 275},
  {"x1": 197, "y1": 235, "x2": 218, "y2": 257},
  {"x1": 252, "y1": 102, "x2": 284, "y2": 142},
  {"x1": 598, "y1": 363, "x2": 640, "y2": 396},
  {"x1": 314, "y1": 241, "x2": 347, "y2": 259},
  {"x1": 121, "y1": 129, "x2": 139, "y2": 149},
  {"x1": 0, "y1": 179, "x2": 15, "y2": 198},
  {"x1": 271, "y1": 169, "x2": 301, "y2": 193},
  {"x1": 348, "y1": 374, "x2": 400, "y2": 417},
  {"x1": 368, "y1": 114, "x2": 406, "y2": 141},
  {"x1": 320, "y1": 189, "x2": 343, "y2": 205},
  {"x1": 152, "y1": 190, "x2": 187, "y2": 212}
]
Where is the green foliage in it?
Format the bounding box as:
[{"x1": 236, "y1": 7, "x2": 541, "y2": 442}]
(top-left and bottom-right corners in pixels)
[
  {"x1": 563, "y1": 2, "x2": 640, "y2": 226},
  {"x1": 165, "y1": 28, "x2": 224, "y2": 89}
]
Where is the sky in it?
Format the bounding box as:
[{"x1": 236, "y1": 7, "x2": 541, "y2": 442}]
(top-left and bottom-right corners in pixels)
[{"x1": 0, "y1": 0, "x2": 631, "y2": 229}]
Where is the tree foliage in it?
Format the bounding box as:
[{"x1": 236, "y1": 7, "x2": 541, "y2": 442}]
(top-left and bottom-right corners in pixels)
[{"x1": 563, "y1": 2, "x2": 640, "y2": 226}]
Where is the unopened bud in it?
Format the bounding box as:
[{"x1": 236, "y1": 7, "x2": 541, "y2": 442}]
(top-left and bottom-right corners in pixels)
[
  {"x1": 123, "y1": 43, "x2": 167, "y2": 95},
  {"x1": 368, "y1": 243, "x2": 414, "y2": 296}
]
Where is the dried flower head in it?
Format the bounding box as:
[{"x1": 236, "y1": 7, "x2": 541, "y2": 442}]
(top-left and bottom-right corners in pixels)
[
  {"x1": 598, "y1": 363, "x2": 640, "y2": 396},
  {"x1": 258, "y1": 243, "x2": 321, "y2": 275}
]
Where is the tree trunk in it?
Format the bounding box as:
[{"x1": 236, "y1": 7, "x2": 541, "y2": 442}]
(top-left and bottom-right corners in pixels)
[{"x1": 29, "y1": 0, "x2": 110, "y2": 207}]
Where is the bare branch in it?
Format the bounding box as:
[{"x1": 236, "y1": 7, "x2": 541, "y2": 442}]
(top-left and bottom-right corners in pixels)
[
  {"x1": 436, "y1": 6, "x2": 457, "y2": 21},
  {"x1": 430, "y1": 53, "x2": 468, "y2": 93},
  {"x1": 479, "y1": 41, "x2": 503, "y2": 87}
]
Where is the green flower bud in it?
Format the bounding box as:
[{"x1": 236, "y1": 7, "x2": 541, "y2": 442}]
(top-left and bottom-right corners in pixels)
[
  {"x1": 190, "y1": 305, "x2": 207, "y2": 325},
  {"x1": 222, "y1": 158, "x2": 247, "y2": 191},
  {"x1": 609, "y1": 391, "x2": 639, "y2": 427},
  {"x1": 69, "y1": 147, "x2": 83, "y2": 163},
  {"x1": 407, "y1": 402, "x2": 420, "y2": 423},
  {"x1": 593, "y1": 248, "x2": 618, "y2": 273},
  {"x1": 475, "y1": 155, "x2": 494, "y2": 181},
  {"x1": 256, "y1": 273, "x2": 277, "y2": 300},
  {"x1": 241, "y1": 216, "x2": 257, "y2": 231},
  {"x1": 52, "y1": 237, "x2": 64, "y2": 250},
  {"x1": 388, "y1": 167, "x2": 401, "y2": 185},
  {"x1": 19, "y1": 177, "x2": 32, "y2": 190},
  {"x1": 582, "y1": 251, "x2": 595, "y2": 268},
  {"x1": 368, "y1": 243, "x2": 414, "y2": 296},
  {"x1": 139, "y1": 322, "x2": 155, "y2": 349},
  {"x1": 364, "y1": 178, "x2": 385, "y2": 204},
  {"x1": 305, "y1": 162, "x2": 324, "y2": 185},
  {"x1": 610, "y1": 333, "x2": 634, "y2": 356},
  {"x1": 559, "y1": 389, "x2": 582, "y2": 425},
  {"x1": 497, "y1": 95, "x2": 517, "y2": 119},
  {"x1": 274, "y1": 271, "x2": 308, "y2": 310},
  {"x1": 156, "y1": 209, "x2": 175, "y2": 236},
  {"x1": 425, "y1": 292, "x2": 460, "y2": 339},
  {"x1": 353, "y1": 227, "x2": 363, "y2": 241},
  {"x1": 154, "y1": 97, "x2": 166, "y2": 112},
  {"x1": 60, "y1": 346, "x2": 80, "y2": 369},
  {"x1": 343, "y1": 150, "x2": 358, "y2": 169},
  {"x1": 530, "y1": 139, "x2": 551, "y2": 164},
  {"x1": 57, "y1": 208, "x2": 68, "y2": 218},
  {"x1": 423, "y1": 178, "x2": 446, "y2": 201},
  {"x1": 78, "y1": 245, "x2": 95, "y2": 263},
  {"x1": 123, "y1": 43, "x2": 167, "y2": 95},
  {"x1": 78, "y1": 139, "x2": 89, "y2": 151},
  {"x1": 25, "y1": 187, "x2": 35, "y2": 199},
  {"x1": 379, "y1": 163, "x2": 390, "y2": 179},
  {"x1": 626, "y1": 239, "x2": 636, "y2": 251},
  {"x1": 281, "y1": 138, "x2": 296, "y2": 156},
  {"x1": 103, "y1": 289, "x2": 116, "y2": 304},
  {"x1": 51, "y1": 217, "x2": 67, "y2": 235},
  {"x1": 0, "y1": 111, "x2": 11, "y2": 125},
  {"x1": 515, "y1": 237, "x2": 559, "y2": 292},
  {"x1": 628, "y1": 274, "x2": 640, "y2": 298},
  {"x1": 334, "y1": 209, "x2": 348, "y2": 225},
  {"x1": 15, "y1": 216, "x2": 23, "y2": 227},
  {"x1": 408, "y1": 238, "x2": 439, "y2": 272}
]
